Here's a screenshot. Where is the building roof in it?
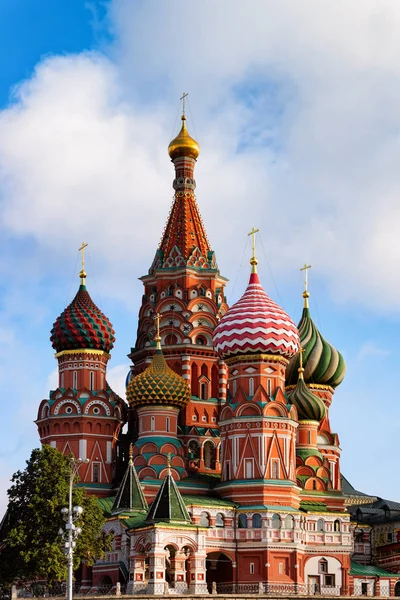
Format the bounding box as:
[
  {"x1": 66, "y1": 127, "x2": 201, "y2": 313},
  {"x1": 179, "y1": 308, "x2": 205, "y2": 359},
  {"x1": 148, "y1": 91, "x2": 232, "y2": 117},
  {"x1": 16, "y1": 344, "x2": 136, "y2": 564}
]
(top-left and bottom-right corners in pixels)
[
  {"x1": 111, "y1": 450, "x2": 148, "y2": 515},
  {"x1": 350, "y1": 561, "x2": 393, "y2": 577},
  {"x1": 146, "y1": 470, "x2": 191, "y2": 524}
]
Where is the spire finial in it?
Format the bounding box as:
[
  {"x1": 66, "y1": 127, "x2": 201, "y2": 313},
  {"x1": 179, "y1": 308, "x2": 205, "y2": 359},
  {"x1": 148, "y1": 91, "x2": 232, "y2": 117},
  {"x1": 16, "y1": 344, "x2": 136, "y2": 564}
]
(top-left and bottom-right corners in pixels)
[
  {"x1": 300, "y1": 263, "x2": 312, "y2": 307},
  {"x1": 78, "y1": 242, "x2": 88, "y2": 285},
  {"x1": 298, "y1": 347, "x2": 305, "y2": 380},
  {"x1": 180, "y1": 92, "x2": 189, "y2": 119},
  {"x1": 154, "y1": 313, "x2": 162, "y2": 350},
  {"x1": 167, "y1": 453, "x2": 171, "y2": 473},
  {"x1": 129, "y1": 443, "x2": 133, "y2": 463},
  {"x1": 248, "y1": 227, "x2": 260, "y2": 273}
]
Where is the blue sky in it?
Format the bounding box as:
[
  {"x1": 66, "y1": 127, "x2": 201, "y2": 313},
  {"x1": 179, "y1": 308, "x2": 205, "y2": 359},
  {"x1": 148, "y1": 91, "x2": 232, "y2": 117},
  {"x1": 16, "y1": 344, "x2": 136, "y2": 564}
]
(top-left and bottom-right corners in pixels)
[{"x1": 1, "y1": 0, "x2": 400, "y2": 514}]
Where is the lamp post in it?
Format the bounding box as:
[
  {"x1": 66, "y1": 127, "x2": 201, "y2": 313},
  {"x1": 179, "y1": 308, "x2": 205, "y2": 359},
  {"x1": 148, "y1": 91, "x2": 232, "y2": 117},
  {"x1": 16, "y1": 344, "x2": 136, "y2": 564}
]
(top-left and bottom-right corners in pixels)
[{"x1": 58, "y1": 457, "x2": 89, "y2": 600}]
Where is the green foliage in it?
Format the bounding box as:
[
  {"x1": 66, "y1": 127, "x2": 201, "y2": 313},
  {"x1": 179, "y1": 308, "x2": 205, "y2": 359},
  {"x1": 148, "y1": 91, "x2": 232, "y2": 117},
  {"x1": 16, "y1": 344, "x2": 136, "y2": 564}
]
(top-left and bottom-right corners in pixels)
[{"x1": 0, "y1": 446, "x2": 111, "y2": 585}]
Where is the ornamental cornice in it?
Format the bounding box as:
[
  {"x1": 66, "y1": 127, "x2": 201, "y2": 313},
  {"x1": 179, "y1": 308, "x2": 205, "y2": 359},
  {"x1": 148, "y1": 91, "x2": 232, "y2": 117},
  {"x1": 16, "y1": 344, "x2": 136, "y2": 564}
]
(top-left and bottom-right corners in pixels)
[
  {"x1": 55, "y1": 348, "x2": 110, "y2": 359},
  {"x1": 226, "y1": 354, "x2": 289, "y2": 366}
]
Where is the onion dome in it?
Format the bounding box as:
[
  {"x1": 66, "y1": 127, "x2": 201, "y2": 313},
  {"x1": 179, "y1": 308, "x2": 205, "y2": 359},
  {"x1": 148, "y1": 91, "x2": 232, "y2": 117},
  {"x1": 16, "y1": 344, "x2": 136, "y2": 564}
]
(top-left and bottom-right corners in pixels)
[
  {"x1": 288, "y1": 369, "x2": 327, "y2": 422},
  {"x1": 50, "y1": 271, "x2": 115, "y2": 354},
  {"x1": 168, "y1": 115, "x2": 200, "y2": 161},
  {"x1": 213, "y1": 272, "x2": 300, "y2": 359},
  {"x1": 286, "y1": 291, "x2": 346, "y2": 388},
  {"x1": 127, "y1": 347, "x2": 191, "y2": 409}
]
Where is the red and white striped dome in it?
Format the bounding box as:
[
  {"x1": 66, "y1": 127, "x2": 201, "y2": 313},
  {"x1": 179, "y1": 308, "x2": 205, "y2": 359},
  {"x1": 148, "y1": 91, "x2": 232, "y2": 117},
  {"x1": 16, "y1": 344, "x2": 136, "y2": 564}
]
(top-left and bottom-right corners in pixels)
[{"x1": 213, "y1": 272, "x2": 299, "y2": 359}]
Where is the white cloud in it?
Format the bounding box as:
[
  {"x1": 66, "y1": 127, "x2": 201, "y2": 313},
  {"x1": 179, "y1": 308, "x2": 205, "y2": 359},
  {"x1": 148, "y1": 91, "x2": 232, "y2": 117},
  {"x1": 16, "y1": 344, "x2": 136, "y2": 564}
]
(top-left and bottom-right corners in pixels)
[
  {"x1": 107, "y1": 363, "x2": 129, "y2": 400},
  {"x1": 357, "y1": 341, "x2": 389, "y2": 360}
]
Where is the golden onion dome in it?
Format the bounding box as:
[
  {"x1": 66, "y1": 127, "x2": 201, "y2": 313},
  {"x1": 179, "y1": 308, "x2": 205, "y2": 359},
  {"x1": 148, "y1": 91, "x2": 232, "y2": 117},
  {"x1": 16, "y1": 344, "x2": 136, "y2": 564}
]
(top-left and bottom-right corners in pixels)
[
  {"x1": 126, "y1": 349, "x2": 191, "y2": 409},
  {"x1": 168, "y1": 116, "x2": 200, "y2": 161}
]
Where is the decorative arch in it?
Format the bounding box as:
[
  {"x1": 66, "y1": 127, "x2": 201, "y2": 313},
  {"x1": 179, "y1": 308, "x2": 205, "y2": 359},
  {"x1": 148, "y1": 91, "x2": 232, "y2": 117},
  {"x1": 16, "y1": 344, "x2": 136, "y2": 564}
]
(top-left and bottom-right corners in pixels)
[
  {"x1": 84, "y1": 400, "x2": 111, "y2": 416},
  {"x1": 263, "y1": 403, "x2": 287, "y2": 417},
  {"x1": 138, "y1": 466, "x2": 157, "y2": 479},
  {"x1": 41, "y1": 403, "x2": 50, "y2": 419},
  {"x1": 220, "y1": 406, "x2": 234, "y2": 421},
  {"x1": 236, "y1": 402, "x2": 262, "y2": 417},
  {"x1": 54, "y1": 399, "x2": 81, "y2": 415}
]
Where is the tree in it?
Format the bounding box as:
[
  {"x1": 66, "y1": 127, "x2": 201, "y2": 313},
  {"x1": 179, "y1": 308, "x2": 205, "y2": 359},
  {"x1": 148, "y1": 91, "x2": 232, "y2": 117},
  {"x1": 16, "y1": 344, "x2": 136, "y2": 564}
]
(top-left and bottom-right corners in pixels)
[{"x1": 0, "y1": 446, "x2": 111, "y2": 585}]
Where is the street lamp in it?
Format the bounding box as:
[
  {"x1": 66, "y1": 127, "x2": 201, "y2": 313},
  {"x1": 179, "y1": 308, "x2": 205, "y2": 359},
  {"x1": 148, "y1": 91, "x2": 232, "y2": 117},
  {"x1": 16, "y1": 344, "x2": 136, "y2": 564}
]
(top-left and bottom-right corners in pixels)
[{"x1": 58, "y1": 457, "x2": 89, "y2": 600}]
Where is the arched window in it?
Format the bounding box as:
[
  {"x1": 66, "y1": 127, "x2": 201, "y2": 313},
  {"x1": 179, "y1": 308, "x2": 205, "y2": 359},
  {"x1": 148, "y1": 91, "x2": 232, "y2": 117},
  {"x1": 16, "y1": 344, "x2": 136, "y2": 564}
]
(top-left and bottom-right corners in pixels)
[
  {"x1": 249, "y1": 377, "x2": 254, "y2": 397},
  {"x1": 334, "y1": 519, "x2": 341, "y2": 532},
  {"x1": 90, "y1": 371, "x2": 94, "y2": 391},
  {"x1": 272, "y1": 514, "x2": 281, "y2": 530},
  {"x1": 317, "y1": 519, "x2": 325, "y2": 532},
  {"x1": 238, "y1": 514, "x2": 247, "y2": 529},
  {"x1": 272, "y1": 460, "x2": 279, "y2": 479},
  {"x1": 196, "y1": 336, "x2": 206, "y2": 345},
  {"x1": 60, "y1": 372, "x2": 65, "y2": 388},
  {"x1": 139, "y1": 417, "x2": 143, "y2": 433},
  {"x1": 200, "y1": 512, "x2": 210, "y2": 527},
  {"x1": 73, "y1": 371, "x2": 78, "y2": 388},
  {"x1": 233, "y1": 380, "x2": 237, "y2": 395},
  {"x1": 319, "y1": 559, "x2": 328, "y2": 573},
  {"x1": 166, "y1": 417, "x2": 170, "y2": 433},
  {"x1": 285, "y1": 515, "x2": 294, "y2": 529},
  {"x1": 151, "y1": 416, "x2": 155, "y2": 432},
  {"x1": 200, "y1": 382, "x2": 207, "y2": 400},
  {"x1": 204, "y1": 441, "x2": 215, "y2": 469},
  {"x1": 215, "y1": 513, "x2": 224, "y2": 527},
  {"x1": 267, "y1": 378, "x2": 272, "y2": 395},
  {"x1": 252, "y1": 513, "x2": 262, "y2": 528},
  {"x1": 188, "y1": 440, "x2": 200, "y2": 459}
]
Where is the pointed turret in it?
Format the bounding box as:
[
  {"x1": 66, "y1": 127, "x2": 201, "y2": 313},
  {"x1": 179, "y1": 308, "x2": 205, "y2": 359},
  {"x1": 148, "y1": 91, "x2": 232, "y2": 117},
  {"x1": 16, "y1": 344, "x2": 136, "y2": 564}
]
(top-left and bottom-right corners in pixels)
[
  {"x1": 146, "y1": 460, "x2": 191, "y2": 524},
  {"x1": 111, "y1": 445, "x2": 148, "y2": 515}
]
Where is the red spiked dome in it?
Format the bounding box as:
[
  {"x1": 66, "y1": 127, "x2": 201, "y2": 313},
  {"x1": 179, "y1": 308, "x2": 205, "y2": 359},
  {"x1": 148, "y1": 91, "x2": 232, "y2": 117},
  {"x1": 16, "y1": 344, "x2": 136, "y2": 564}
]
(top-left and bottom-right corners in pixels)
[
  {"x1": 213, "y1": 272, "x2": 299, "y2": 359},
  {"x1": 50, "y1": 283, "x2": 115, "y2": 354}
]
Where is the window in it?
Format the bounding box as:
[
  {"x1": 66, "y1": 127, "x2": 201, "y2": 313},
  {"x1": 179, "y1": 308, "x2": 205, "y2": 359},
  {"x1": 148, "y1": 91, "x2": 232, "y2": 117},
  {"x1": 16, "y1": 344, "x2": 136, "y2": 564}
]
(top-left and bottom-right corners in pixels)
[
  {"x1": 307, "y1": 431, "x2": 311, "y2": 445},
  {"x1": 250, "y1": 563, "x2": 255, "y2": 575},
  {"x1": 73, "y1": 371, "x2": 78, "y2": 388},
  {"x1": 249, "y1": 377, "x2": 254, "y2": 396},
  {"x1": 215, "y1": 513, "x2": 224, "y2": 527},
  {"x1": 166, "y1": 417, "x2": 170, "y2": 432},
  {"x1": 200, "y1": 512, "x2": 210, "y2": 527},
  {"x1": 361, "y1": 583, "x2": 368, "y2": 596},
  {"x1": 324, "y1": 575, "x2": 335, "y2": 587},
  {"x1": 334, "y1": 519, "x2": 341, "y2": 532},
  {"x1": 238, "y1": 514, "x2": 247, "y2": 528},
  {"x1": 244, "y1": 458, "x2": 253, "y2": 479},
  {"x1": 272, "y1": 514, "x2": 281, "y2": 530},
  {"x1": 319, "y1": 559, "x2": 328, "y2": 573},
  {"x1": 224, "y1": 461, "x2": 231, "y2": 480},
  {"x1": 90, "y1": 371, "x2": 94, "y2": 390},
  {"x1": 272, "y1": 460, "x2": 279, "y2": 479},
  {"x1": 317, "y1": 519, "x2": 325, "y2": 532},
  {"x1": 279, "y1": 563, "x2": 283, "y2": 575},
  {"x1": 60, "y1": 372, "x2": 65, "y2": 388},
  {"x1": 252, "y1": 513, "x2": 262, "y2": 528},
  {"x1": 151, "y1": 416, "x2": 155, "y2": 432},
  {"x1": 267, "y1": 378, "x2": 271, "y2": 395},
  {"x1": 93, "y1": 463, "x2": 100, "y2": 483},
  {"x1": 285, "y1": 515, "x2": 294, "y2": 529},
  {"x1": 139, "y1": 418, "x2": 143, "y2": 433},
  {"x1": 201, "y1": 383, "x2": 207, "y2": 400},
  {"x1": 233, "y1": 380, "x2": 237, "y2": 395}
]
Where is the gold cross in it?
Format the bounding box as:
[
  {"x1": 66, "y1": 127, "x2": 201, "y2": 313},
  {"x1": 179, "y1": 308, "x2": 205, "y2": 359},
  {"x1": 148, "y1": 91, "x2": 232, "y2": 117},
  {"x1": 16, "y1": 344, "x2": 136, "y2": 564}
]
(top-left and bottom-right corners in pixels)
[
  {"x1": 248, "y1": 227, "x2": 260, "y2": 273},
  {"x1": 300, "y1": 263, "x2": 312, "y2": 292},
  {"x1": 180, "y1": 92, "x2": 189, "y2": 117},
  {"x1": 78, "y1": 242, "x2": 88, "y2": 272}
]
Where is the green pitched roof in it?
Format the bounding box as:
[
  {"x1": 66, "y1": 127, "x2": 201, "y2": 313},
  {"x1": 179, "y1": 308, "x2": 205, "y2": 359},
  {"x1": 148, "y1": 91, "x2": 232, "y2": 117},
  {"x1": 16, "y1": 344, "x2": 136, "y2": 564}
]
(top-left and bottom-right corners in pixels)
[
  {"x1": 350, "y1": 561, "x2": 393, "y2": 577},
  {"x1": 111, "y1": 455, "x2": 148, "y2": 515},
  {"x1": 146, "y1": 471, "x2": 191, "y2": 524}
]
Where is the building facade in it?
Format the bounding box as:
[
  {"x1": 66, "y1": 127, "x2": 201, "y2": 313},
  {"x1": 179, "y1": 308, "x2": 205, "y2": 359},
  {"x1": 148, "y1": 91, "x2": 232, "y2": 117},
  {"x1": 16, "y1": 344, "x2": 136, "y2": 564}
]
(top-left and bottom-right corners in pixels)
[{"x1": 35, "y1": 110, "x2": 399, "y2": 595}]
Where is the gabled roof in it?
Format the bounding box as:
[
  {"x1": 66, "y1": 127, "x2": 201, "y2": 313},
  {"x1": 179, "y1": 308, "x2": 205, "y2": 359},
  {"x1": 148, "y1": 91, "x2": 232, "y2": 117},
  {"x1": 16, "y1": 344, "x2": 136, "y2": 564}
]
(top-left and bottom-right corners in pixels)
[
  {"x1": 111, "y1": 448, "x2": 148, "y2": 515},
  {"x1": 146, "y1": 470, "x2": 191, "y2": 524}
]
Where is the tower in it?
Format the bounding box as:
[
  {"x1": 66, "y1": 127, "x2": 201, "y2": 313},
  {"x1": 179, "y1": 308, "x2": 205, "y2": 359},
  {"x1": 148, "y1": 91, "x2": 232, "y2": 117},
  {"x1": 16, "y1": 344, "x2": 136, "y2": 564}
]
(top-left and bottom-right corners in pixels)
[
  {"x1": 128, "y1": 102, "x2": 229, "y2": 473},
  {"x1": 285, "y1": 271, "x2": 346, "y2": 510},
  {"x1": 36, "y1": 247, "x2": 126, "y2": 493},
  {"x1": 213, "y1": 230, "x2": 301, "y2": 505}
]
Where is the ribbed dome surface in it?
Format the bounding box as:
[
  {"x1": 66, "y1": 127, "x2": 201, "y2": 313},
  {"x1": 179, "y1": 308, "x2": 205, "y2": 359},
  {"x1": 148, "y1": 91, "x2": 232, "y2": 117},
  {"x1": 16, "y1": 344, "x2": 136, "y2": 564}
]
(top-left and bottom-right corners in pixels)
[
  {"x1": 213, "y1": 272, "x2": 299, "y2": 359},
  {"x1": 286, "y1": 306, "x2": 346, "y2": 388},
  {"x1": 127, "y1": 350, "x2": 191, "y2": 409},
  {"x1": 168, "y1": 116, "x2": 200, "y2": 161},
  {"x1": 50, "y1": 284, "x2": 115, "y2": 353},
  {"x1": 288, "y1": 377, "x2": 326, "y2": 422}
]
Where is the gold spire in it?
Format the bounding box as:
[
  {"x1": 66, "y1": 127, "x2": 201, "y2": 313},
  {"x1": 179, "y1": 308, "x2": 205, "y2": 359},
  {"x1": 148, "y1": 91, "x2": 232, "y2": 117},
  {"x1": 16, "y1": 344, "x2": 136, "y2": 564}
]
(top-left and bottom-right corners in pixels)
[
  {"x1": 168, "y1": 93, "x2": 200, "y2": 161},
  {"x1": 78, "y1": 242, "x2": 88, "y2": 285},
  {"x1": 298, "y1": 347, "x2": 305, "y2": 380},
  {"x1": 154, "y1": 312, "x2": 162, "y2": 350},
  {"x1": 129, "y1": 443, "x2": 133, "y2": 464},
  {"x1": 167, "y1": 453, "x2": 171, "y2": 473},
  {"x1": 248, "y1": 227, "x2": 260, "y2": 273},
  {"x1": 300, "y1": 263, "x2": 312, "y2": 307}
]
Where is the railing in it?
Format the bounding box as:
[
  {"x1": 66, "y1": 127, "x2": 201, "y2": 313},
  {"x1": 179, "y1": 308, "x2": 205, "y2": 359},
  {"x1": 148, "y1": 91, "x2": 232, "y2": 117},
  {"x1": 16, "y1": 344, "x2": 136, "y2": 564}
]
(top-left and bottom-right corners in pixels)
[{"x1": 216, "y1": 582, "x2": 345, "y2": 595}]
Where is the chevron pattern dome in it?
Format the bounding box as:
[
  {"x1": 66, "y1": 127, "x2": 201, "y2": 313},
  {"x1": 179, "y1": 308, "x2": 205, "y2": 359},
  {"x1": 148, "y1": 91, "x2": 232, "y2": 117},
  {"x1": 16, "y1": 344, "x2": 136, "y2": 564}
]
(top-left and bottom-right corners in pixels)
[
  {"x1": 213, "y1": 272, "x2": 299, "y2": 359},
  {"x1": 50, "y1": 284, "x2": 115, "y2": 353},
  {"x1": 127, "y1": 350, "x2": 191, "y2": 409},
  {"x1": 288, "y1": 377, "x2": 326, "y2": 422},
  {"x1": 286, "y1": 305, "x2": 346, "y2": 388}
]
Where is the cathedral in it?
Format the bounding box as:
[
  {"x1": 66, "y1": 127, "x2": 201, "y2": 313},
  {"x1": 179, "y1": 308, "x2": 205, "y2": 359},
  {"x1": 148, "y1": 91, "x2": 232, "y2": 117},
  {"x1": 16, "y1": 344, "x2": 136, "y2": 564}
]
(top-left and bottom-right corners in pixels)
[{"x1": 35, "y1": 108, "x2": 399, "y2": 596}]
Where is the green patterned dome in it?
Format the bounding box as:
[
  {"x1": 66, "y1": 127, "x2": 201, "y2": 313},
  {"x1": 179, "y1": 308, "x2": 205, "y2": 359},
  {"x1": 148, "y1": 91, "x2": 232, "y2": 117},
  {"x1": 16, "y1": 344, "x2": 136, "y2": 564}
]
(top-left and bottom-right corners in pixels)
[
  {"x1": 286, "y1": 299, "x2": 346, "y2": 388},
  {"x1": 288, "y1": 375, "x2": 326, "y2": 422},
  {"x1": 127, "y1": 349, "x2": 191, "y2": 409}
]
